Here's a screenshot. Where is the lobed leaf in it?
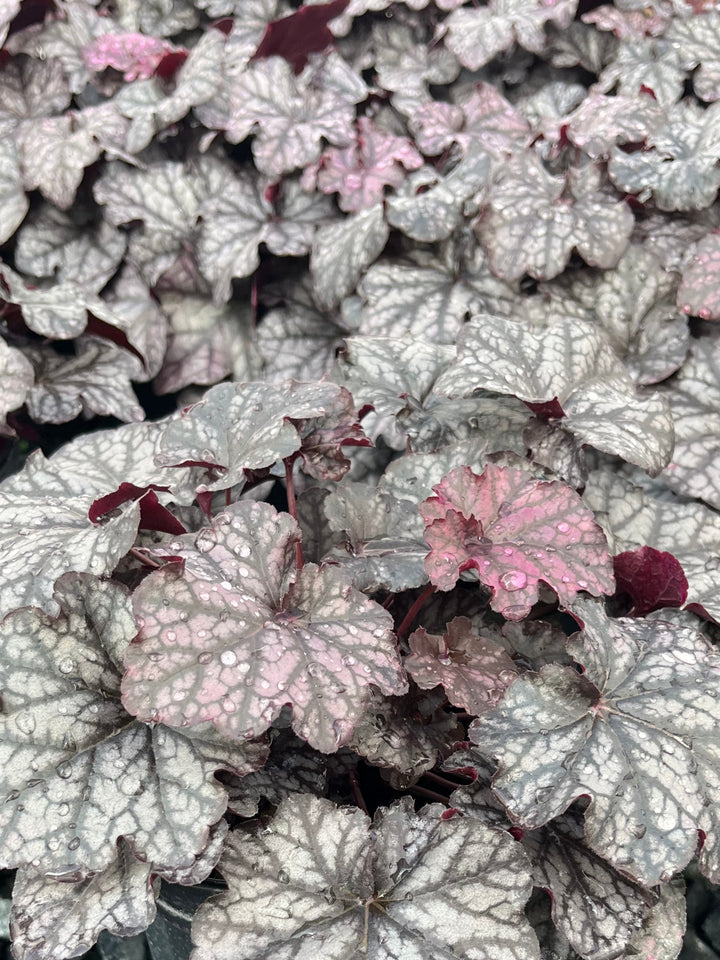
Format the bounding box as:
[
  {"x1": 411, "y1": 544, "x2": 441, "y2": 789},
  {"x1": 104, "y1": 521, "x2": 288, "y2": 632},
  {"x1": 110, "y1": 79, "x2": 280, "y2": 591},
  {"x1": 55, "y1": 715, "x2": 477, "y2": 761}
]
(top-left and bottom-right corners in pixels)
[
  {"x1": 420, "y1": 464, "x2": 614, "y2": 619},
  {"x1": 191, "y1": 793, "x2": 540, "y2": 960},
  {"x1": 122, "y1": 501, "x2": 407, "y2": 753},
  {"x1": 471, "y1": 600, "x2": 720, "y2": 884},
  {"x1": 677, "y1": 231, "x2": 720, "y2": 320}
]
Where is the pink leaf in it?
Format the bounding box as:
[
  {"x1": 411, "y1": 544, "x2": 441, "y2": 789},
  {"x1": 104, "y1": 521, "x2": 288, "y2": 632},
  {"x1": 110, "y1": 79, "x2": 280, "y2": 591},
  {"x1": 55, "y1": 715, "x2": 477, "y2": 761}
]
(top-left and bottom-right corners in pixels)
[
  {"x1": 82, "y1": 33, "x2": 181, "y2": 82},
  {"x1": 121, "y1": 502, "x2": 407, "y2": 753},
  {"x1": 420, "y1": 464, "x2": 614, "y2": 619},
  {"x1": 314, "y1": 117, "x2": 423, "y2": 213},
  {"x1": 613, "y1": 546, "x2": 688, "y2": 616},
  {"x1": 406, "y1": 617, "x2": 517, "y2": 715}
]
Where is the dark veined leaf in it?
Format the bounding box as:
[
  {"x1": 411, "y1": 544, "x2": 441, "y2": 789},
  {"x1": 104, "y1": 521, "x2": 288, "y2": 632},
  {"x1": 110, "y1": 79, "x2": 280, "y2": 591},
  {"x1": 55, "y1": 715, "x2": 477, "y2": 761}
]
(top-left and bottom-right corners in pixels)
[
  {"x1": 406, "y1": 617, "x2": 517, "y2": 715},
  {"x1": 9, "y1": 841, "x2": 158, "y2": 960},
  {"x1": 321, "y1": 478, "x2": 429, "y2": 593},
  {"x1": 23, "y1": 338, "x2": 145, "y2": 425},
  {"x1": 609, "y1": 100, "x2": 720, "y2": 212},
  {"x1": 191, "y1": 794, "x2": 540, "y2": 960},
  {"x1": 478, "y1": 152, "x2": 633, "y2": 281},
  {"x1": 678, "y1": 231, "x2": 720, "y2": 320},
  {"x1": 446, "y1": 749, "x2": 655, "y2": 960},
  {"x1": 348, "y1": 686, "x2": 464, "y2": 788},
  {"x1": 155, "y1": 379, "x2": 366, "y2": 491},
  {"x1": 311, "y1": 202, "x2": 389, "y2": 309},
  {"x1": 0, "y1": 339, "x2": 34, "y2": 435},
  {"x1": 439, "y1": 0, "x2": 577, "y2": 70},
  {"x1": 666, "y1": 10, "x2": 720, "y2": 102},
  {"x1": 538, "y1": 244, "x2": 689, "y2": 387},
  {"x1": 595, "y1": 37, "x2": 686, "y2": 107},
  {"x1": 371, "y1": 17, "x2": 459, "y2": 106},
  {"x1": 0, "y1": 141, "x2": 28, "y2": 244},
  {"x1": 0, "y1": 574, "x2": 266, "y2": 875},
  {"x1": 565, "y1": 90, "x2": 663, "y2": 160},
  {"x1": 0, "y1": 261, "x2": 89, "y2": 339},
  {"x1": 420, "y1": 464, "x2": 614, "y2": 619},
  {"x1": 471, "y1": 599, "x2": 720, "y2": 884},
  {"x1": 433, "y1": 314, "x2": 675, "y2": 474},
  {"x1": 660, "y1": 338, "x2": 720, "y2": 509},
  {"x1": 122, "y1": 501, "x2": 407, "y2": 753}
]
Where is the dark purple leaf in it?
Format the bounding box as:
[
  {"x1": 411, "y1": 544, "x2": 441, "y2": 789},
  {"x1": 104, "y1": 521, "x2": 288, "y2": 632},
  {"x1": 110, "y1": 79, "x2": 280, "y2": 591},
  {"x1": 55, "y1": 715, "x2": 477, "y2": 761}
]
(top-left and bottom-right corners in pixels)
[
  {"x1": 614, "y1": 546, "x2": 688, "y2": 615},
  {"x1": 251, "y1": 0, "x2": 350, "y2": 72}
]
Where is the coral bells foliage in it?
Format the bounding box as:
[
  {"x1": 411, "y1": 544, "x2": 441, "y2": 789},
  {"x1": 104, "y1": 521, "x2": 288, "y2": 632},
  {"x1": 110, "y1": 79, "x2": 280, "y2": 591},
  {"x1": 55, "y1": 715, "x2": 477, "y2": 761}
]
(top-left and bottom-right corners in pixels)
[{"x1": 2, "y1": 2, "x2": 720, "y2": 960}]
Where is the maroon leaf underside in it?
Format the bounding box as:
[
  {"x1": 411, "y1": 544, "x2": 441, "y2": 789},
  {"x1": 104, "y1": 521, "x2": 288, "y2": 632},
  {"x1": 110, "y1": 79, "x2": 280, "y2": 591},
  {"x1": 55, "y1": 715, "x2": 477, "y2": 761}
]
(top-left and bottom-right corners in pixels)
[{"x1": 613, "y1": 546, "x2": 688, "y2": 616}]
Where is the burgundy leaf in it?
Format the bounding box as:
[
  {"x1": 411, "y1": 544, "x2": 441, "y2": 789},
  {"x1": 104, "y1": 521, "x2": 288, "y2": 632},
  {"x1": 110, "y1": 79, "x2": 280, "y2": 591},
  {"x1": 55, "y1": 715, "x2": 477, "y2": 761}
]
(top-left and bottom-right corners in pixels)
[
  {"x1": 251, "y1": 0, "x2": 350, "y2": 72},
  {"x1": 121, "y1": 501, "x2": 407, "y2": 753},
  {"x1": 420, "y1": 464, "x2": 614, "y2": 619},
  {"x1": 614, "y1": 546, "x2": 688, "y2": 615},
  {"x1": 90, "y1": 483, "x2": 186, "y2": 537},
  {"x1": 406, "y1": 617, "x2": 517, "y2": 715}
]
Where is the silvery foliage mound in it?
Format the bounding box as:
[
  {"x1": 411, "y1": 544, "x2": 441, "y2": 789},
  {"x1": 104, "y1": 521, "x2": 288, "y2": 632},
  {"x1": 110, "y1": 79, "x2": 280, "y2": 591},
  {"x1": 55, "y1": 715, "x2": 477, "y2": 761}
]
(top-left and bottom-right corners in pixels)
[{"x1": 0, "y1": 0, "x2": 719, "y2": 958}]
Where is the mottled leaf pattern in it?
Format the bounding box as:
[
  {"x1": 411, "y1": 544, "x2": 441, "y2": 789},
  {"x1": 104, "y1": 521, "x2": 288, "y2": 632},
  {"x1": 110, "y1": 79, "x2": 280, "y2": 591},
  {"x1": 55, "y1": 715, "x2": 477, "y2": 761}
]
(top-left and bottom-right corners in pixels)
[
  {"x1": 311, "y1": 203, "x2": 389, "y2": 308},
  {"x1": 406, "y1": 617, "x2": 517, "y2": 715},
  {"x1": 0, "y1": 574, "x2": 265, "y2": 875},
  {"x1": 420, "y1": 464, "x2": 614, "y2": 618},
  {"x1": 471, "y1": 600, "x2": 720, "y2": 884},
  {"x1": 191, "y1": 794, "x2": 540, "y2": 960},
  {"x1": 122, "y1": 502, "x2": 406, "y2": 752},
  {"x1": 10, "y1": 842, "x2": 158, "y2": 960},
  {"x1": 678, "y1": 232, "x2": 720, "y2": 320}
]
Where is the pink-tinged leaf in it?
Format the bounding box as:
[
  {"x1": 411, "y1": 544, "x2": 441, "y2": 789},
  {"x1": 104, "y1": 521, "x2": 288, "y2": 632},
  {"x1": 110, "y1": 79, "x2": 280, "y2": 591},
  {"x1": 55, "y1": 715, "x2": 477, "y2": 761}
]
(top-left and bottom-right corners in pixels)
[
  {"x1": 583, "y1": 5, "x2": 669, "y2": 40},
  {"x1": 251, "y1": 0, "x2": 350, "y2": 72},
  {"x1": 0, "y1": 574, "x2": 266, "y2": 875},
  {"x1": 420, "y1": 464, "x2": 614, "y2": 619},
  {"x1": 156, "y1": 379, "x2": 366, "y2": 491},
  {"x1": 614, "y1": 546, "x2": 688, "y2": 615},
  {"x1": 0, "y1": 339, "x2": 33, "y2": 436},
  {"x1": 155, "y1": 293, "x2": 260, "y2": 395},
  {"x1": 23, "y1": 338, "x2": 145, "y2": 425},
  {"x1": 472, "y1": 599, "x2": 720, "y2": 885},
  {"x1": 609, "y1": 100, "x2": 720, "y2": 212},
  {"x1": 311, "y1": 202, "x2": 389, "y2": 309},
  {"x1": 313, "y1": 116, "x2": 422, "y2": 213},
  {"x1": 348, "y1": 686, "x2": 464, "y2": 788},
  {"x1": 447, "y1": 751, "x2": 656, "y2": 960},
  {"x1": 10, "y1": 841, "x2": 158, "y2": 960},
  {"x1": 566, "y1": 90, "x2": 664, "y2": 160},
  {"x1": 624, "y1": 879, "x2": 686, "y2": 960},
  {"x1": 0, "y1": 141, "x2": 28, "y2": 244},
  {"x1": 406, "y1": 617, "x2": 518, "y2": 714},
  {"x1": 439, "y1": 0, "x2": 577, "y2": 70},
  {"x1": 122, "y1": 501, "x2": 407, "y2": 753},
  {"x1": 666, "y1": 11, "x2": 720, "y2": 102},
  {"x1": 678, "y1": 232, "x2": 720, "y2": 319},
  {"x1": 584, "y1": 467, "x2": 720, "y2": 626},
  {"x1": 226, "y1": 53, "x2": 365, "y2": 179},
  {"x1": 82, "y1": 32, "x2": 179, "y2": 80},
  {"x1": 478, "y1": 152, "x2": 633, "y2": 281},
  {"x1": 190, "y1": 795, "x2": 539, "y2": 960},
  {"x1": 453, "y1": 82, "x2": 532, "y2": 161}
]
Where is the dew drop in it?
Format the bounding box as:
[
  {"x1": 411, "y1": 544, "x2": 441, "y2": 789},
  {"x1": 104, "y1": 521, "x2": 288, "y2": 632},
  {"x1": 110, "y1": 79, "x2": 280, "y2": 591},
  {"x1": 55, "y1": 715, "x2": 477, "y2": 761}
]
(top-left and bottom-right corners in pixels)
[
  {"x1": 277, "y1": 869, "x2": 290, "y2": 884},
  {"x1": 149, "y1": 652, "x2": 164, "y2": 662},
  {"x1": 166, "y1": 631, "x2": 176, "y2": 642},
  {"x1": 15, "y1": 714, "x2": 36, "y2": 735},
  {"x1": 57, "y1": 802, "x2": 70, "y2": 817},
  {"x1": 68, "y1": 837, "x2": 81, "y2": 851},
  {"x1": 307, "y1": 662, "x2": 323, "y2": 677},
  {"x1": 332, "y1": 719, "x2": 353, "y2": 745},
  {"x1": 341, "y1": 655, "x2": 356, "y2": 667},
  {"x1": 222, "y1": 697, "x2": 236, "y2": 713},
  {"x1": 557, "y1": 522, "x2": 570, "y2": 533},
  {"x1": 499, "y1": 571, "x2": 527, "y2": 592},
  {"x1": 220, "y1": 650, "x2": 238, "y2": 666},
  {"x1": 197, "y1": 652, "x2": 213, "y2": 664},
  {"x1": 57, "y1": 657, "x2": 76, "y2": 675},
  {"x1": 56, "y1": 762, "x2": 73, "y2": 780}
]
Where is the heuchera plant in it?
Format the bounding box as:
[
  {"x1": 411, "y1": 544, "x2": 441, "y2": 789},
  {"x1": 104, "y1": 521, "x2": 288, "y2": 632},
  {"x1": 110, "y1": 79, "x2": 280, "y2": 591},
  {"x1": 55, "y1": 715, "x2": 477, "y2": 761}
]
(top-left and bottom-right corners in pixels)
[{"x1": 0, "y1": 1, "x2": 719, "y2": 959}]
